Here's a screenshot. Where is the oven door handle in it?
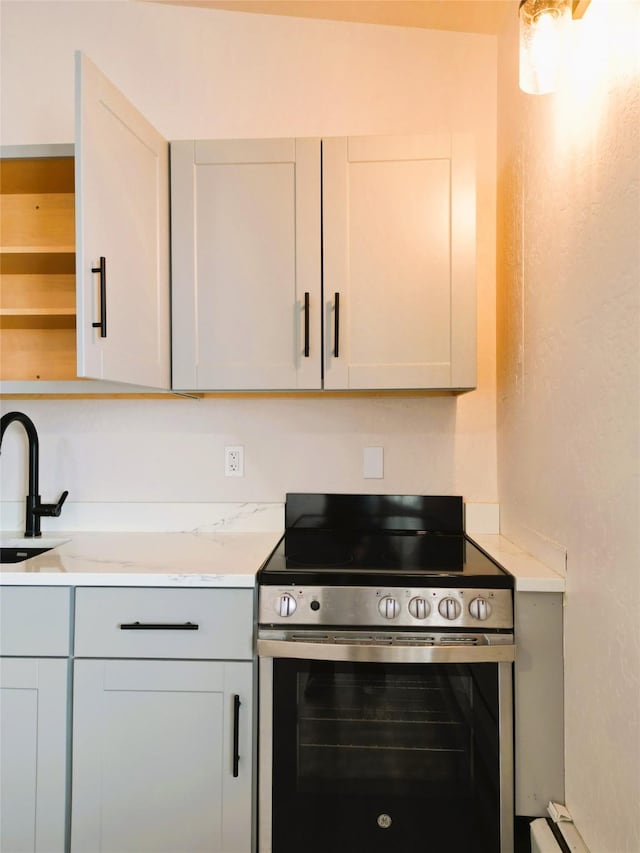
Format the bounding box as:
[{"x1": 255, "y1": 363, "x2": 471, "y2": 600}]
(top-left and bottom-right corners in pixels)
[{"x1": 257, "y1": 639, "x2": 516, "y2": 664}]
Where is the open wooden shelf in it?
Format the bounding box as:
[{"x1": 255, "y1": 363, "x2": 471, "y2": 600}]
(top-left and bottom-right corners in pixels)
[
  {"x1": 0, "y1": 157, "x2": 75, "y2": 194},
  {"x1": 0, "y1": 325, "x2": 77, "y2": 380},
  {"x1": 0, "y1": 155, "x2": 78, "y2": 383},
  {"x1": 1, "y1": 193, "x2": 75, "y2": 250},
  {"x1": 1, "y1": 308, "x2": 76, "y2": 318},
  {"x1": 0, "y1": 253, "x2": 75, "y2": 275},
  {"x1": 1, "y1": 245, "x2": 76, "y2": 254},
  {"x1": 1, "y1": 272, "x2": 75, "y2": 311}
]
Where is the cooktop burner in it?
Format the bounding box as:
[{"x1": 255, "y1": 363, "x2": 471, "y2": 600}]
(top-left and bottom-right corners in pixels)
[{"x1": 259, "y1": 493, "x2": 512, "y2": 589}]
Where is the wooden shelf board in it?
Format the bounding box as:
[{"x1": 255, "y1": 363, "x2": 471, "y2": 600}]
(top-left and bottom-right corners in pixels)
[
  {"x1": 0, "y1": 245, "x2": 75, "y2": 254},
  {"x1": 0, "y1": 325, "x2": 77, "y2": 380},
  {"x1": 0, "y1": 307, "x2": 75, "y2": 317},
  {"x1": 0, "y1": 314, "x2": 76, "y2": 330},
  {"x1": 0, "y1": 253, "x2": 75, "y2": 274},
  {"x1": 0, "y1": 192, "x2": 75, "y2": 249},
  {"x1": 0, "y1": 157, "x2": 74, "y2": 194},
  {"x1": 0, "y1": 273, "x2": 76, "y2": 312}
]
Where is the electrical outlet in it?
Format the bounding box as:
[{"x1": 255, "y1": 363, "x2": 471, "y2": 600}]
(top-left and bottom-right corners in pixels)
[{"x1": 224, "y1": 446, "x2": 244, "y2": 477}]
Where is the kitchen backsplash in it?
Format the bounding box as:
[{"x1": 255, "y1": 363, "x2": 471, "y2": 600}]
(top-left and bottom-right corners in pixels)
[
  {"x1": 0, "y1": 499, "x2": 498, "y2": 535},
  {"x1": 0, "y1": 396, "x2": 498, "y2": 507}
]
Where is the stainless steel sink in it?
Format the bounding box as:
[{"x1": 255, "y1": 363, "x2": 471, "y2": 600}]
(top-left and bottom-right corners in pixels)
[
  {"x1": 0, "y1": 546, "x2": 53, "y2": 563},
  {"x1": 0, "y1": 538, "x2": 67, "y2": 564}
]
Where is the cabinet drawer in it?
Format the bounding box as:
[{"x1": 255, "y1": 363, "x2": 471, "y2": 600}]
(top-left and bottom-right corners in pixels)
[
  {"x1": 74, "y1": 588, "x2": 253, "y2": 660},
  {"x1": 0, "y1": 587, "x2": 71, "y2": 656}
]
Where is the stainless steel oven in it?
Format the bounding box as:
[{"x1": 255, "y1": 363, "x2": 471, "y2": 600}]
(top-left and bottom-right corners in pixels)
[{"x1": 257, "y1": 495, "x2": 516, "y2": 853}]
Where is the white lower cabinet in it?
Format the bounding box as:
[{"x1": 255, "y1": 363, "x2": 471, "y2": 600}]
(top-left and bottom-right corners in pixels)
[
  {"x1": 71, "y1": 659, "x2": 252, "y2": 853},
  {"x1": 0, "y1": 658, "x2": 70, "y2": 853},
  {"x1": 514, "y1": 592, "x2": 564, "y2": 815},
  {"x1": 0, "y1": 585, "x2": 255, "y2": 853},
  {"x1": 0, "y1": 586, "x2": 71, "y2": 853},
  {"x1": 70, "y1": 587, "x2": 255, "y2": 853}
]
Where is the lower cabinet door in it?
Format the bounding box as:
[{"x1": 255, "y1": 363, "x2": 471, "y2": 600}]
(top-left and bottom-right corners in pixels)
[
  {"x1": 71, "y1": 659, "x2": 253, "y2": 853},
  {"x1": 0, "y1": 658, "x2": 69, "y2": 853}
]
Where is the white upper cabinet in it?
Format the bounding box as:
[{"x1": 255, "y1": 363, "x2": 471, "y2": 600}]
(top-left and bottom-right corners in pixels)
[
  {"x1": 75, "y1": 52, "x2": 170, "y2": 389},
  {"x1": 171, "y1": 138, "x2": 322, "y2": 391},
  {"x1": 171, "y1": 133, "x2": 476, "y2": 392},
  {"x1": 323, "y1": 135, "x2": 476, "y2": 390}
]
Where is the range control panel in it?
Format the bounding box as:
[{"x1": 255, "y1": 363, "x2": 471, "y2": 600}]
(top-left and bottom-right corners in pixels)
[{"x1": 259, "y1": 585, "x2": 513, "y2": 631}]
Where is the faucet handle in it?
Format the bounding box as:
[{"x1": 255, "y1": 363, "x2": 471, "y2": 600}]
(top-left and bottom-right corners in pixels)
[{"x1": 35, "y1": 490, "x2": 69, "y2": 518}]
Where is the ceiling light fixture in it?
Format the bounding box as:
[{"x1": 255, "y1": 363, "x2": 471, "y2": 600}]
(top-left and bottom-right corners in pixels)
[{"x1": 519, "y1": 0, "x2": 592, "y2": 95}]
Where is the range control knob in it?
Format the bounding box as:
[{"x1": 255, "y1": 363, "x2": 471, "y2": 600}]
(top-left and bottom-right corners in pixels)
[
  {"x1": 469, "y1": 597, "x2": 492, "y2": 621},
  {"x1": 408, "y1": 596, "x2": 430, "y2": 620},
  {"x1": 378, "y1": 596, "x2": 400, "y2": 620},
  {"x1": 276, "y1": 593, "x2": 297, "y2": 617},
  {"x1": 438, "y1": 597, "x2": 462, "y2": 620}
]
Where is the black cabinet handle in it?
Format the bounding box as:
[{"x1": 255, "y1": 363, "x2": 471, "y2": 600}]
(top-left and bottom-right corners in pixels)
[
  {"x1": 91, "y1": 256, "x2": 107, "y2": 338},
  {"x1": 334, "y1": 292, "x2": 340, "y2": 358},
  {"x1": 232, "y1": 694, "x2": 241, "y2": 777},
  {"x1": 119, "y1": 621, "x2": 199, "y2": 630},
  {"x1": 304, "y1": 292, "x2": 310, "y2": 358}
]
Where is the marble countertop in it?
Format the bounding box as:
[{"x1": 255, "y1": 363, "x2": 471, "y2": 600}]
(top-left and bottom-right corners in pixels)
[
  {"x1": 0, "y1": 531, "x2": 283, "y2": 587},
  {"x1": 470, "y1": 534, "x2": 565, "y2": 592},
  {"x1": 1, "y1": 529, "x2": 565, "y2": 592}
]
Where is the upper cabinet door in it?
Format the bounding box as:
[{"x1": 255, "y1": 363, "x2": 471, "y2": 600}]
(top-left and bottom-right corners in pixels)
[
  {"x1": 322, "y1": 135, "x2": 476, "y2": 391},
  {"x1": 171, "y1": 138, "x2": 322, "y2": 391},
  {"x1": 75, "y1": 52, "x2": 170, "y2": 389}
]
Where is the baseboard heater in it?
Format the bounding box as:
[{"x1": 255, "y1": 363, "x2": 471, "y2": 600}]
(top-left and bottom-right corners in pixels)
[{"x1": 531, "y1": 817, "x2": 591, "y2": 853}]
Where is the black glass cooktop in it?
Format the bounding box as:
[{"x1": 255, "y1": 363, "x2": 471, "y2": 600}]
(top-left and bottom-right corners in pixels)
[{"x1": 259, "y1": 494, "x2": 513, "y2": 589}]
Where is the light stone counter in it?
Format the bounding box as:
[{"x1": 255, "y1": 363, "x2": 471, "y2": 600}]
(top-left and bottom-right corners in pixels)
[
  {"x1": 0, "y1": 531, "x2": 283, "y2": 587},
  {"x1": 470, "y1": 534, "x2": 566, "y2": 592},
  {"x1": 0, "y1": 522, "x2": 565, "y2": 591}
]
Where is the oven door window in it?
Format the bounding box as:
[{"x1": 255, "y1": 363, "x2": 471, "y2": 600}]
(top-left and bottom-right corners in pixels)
[{"x1": 271, "y1": 659, "x2": 503, "y2": 853}]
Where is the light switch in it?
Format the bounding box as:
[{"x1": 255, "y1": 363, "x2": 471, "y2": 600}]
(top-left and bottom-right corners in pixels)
[{"x1": 363, "y1": 446, "x2": 384, "y2": 479}]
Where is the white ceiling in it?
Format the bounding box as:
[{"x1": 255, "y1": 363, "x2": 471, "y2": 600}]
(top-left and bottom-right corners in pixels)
[{"x1": 144, "y1": 0, "x2": 517, "y2": 36}]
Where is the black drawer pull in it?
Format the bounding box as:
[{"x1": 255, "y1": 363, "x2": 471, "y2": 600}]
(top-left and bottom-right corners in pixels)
[
  {"x1": 232, "y1": 694, "x2": 241, "y2": 778},
  {"x1": 119, "y1": 621, "x2": 199, "y2": 631},
  {"x1": 334, "y1": 291, "x2": 340, "y2": 358}
]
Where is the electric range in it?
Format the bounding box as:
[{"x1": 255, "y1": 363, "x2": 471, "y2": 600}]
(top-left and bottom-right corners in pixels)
[
  {"x1": 256, "y1": 494, "x2": 516, "y2": 853},
  {"x1": 258, "y1": 493, "x2": 513, "y2": 632}
]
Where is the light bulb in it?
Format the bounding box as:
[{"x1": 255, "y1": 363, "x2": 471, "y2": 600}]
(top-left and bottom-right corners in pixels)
[{"x1": 519, "y1": 0, "x2": 572, "y2": 94}]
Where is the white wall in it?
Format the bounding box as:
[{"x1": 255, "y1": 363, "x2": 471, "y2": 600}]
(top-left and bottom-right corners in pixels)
[
  {"x1": 497, "y1": 1, "x2": 640, "y2": 849},
  {"x1": 0, "y1": 1, "x2": 497, "y2": 508}
]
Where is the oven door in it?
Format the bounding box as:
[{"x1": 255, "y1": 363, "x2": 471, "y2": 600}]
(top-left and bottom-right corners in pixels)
[{"x1": 258, "y1": 637, "x2": 515, "y2": 853}]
